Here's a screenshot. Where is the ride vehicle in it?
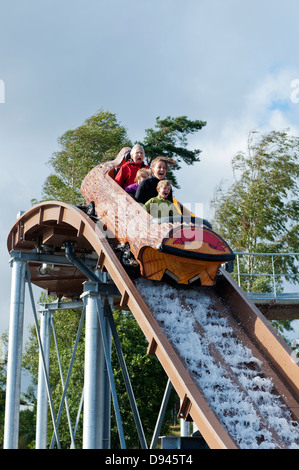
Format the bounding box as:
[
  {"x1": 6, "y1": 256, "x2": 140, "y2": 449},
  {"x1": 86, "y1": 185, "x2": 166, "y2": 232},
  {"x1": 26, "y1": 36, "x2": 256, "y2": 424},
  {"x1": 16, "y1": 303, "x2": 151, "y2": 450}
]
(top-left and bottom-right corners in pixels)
[{"x1": 81, "y1": 147, "x2": 235, "y2": 286}]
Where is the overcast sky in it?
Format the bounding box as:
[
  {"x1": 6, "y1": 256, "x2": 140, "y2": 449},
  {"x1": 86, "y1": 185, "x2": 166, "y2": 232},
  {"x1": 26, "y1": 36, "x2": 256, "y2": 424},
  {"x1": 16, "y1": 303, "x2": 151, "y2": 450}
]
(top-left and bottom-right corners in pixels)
[{"x1": 1, "y1": 0, "x2": 299, "y2": 340}]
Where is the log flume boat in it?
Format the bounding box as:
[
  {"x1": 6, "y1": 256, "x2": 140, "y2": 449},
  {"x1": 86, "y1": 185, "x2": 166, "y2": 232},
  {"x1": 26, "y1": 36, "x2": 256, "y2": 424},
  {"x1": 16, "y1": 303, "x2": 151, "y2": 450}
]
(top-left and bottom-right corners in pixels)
[{"x1": 81, "y1": 147, "x2": 235, "y2": 286}]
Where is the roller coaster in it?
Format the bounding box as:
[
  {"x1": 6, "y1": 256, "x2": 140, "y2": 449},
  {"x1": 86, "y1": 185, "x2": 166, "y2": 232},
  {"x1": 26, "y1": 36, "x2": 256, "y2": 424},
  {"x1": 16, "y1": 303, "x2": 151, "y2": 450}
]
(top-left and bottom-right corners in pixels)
[{"x1": 4, "y1": 147, "x2": 299, "y2": 449}]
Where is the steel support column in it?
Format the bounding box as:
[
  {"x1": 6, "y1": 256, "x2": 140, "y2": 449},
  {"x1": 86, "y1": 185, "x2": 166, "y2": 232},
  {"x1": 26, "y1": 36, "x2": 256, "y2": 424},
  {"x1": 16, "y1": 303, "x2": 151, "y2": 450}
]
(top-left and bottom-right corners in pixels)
[
  {"x1": 101, "y1": 297, "x2": 112, "y2": 449},
  {"x1": 82, "y1": 281, "x2": 110, "y2": 449},
  {"x1": 35, "y1": 308, "x2": 51, "y2": 449},
  {"x1": 150, "y1": 378, "x2": 172, "y2": 449},
  {"x1": 4, "y1": 255, "x2": 26, "y2": 449}
]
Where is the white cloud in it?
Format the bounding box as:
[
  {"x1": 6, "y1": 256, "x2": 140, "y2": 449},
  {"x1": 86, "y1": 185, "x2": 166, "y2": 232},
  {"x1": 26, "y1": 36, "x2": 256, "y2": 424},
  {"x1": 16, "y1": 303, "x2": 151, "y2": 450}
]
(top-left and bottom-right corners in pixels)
[
  {"x1": 176, "y1": 67, "x2": 299, "y2": 221},
  {"x1": 243, "y1": 68, "x2": 299, "y2": 130}
]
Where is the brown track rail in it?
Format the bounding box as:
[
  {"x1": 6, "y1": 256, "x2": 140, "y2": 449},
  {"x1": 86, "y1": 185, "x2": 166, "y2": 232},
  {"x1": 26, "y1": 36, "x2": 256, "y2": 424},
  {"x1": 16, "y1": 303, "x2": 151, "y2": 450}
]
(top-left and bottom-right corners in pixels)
[{"x1": 7, "y1": 201, "x2": 299, "y2": 449}]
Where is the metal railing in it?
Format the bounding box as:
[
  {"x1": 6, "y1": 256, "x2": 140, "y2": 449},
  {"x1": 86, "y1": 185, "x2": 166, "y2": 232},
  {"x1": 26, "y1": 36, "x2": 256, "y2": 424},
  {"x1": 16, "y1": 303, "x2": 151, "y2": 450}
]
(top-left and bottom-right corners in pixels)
[{"x1": 232, "y1": 252, "x2": 299, "y2": 301}]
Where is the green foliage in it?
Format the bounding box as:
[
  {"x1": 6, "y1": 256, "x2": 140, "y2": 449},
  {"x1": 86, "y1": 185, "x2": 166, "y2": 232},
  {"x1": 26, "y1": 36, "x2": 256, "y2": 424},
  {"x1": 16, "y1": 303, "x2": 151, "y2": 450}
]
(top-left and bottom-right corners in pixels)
[
  {"x1": 34, "y1": 109, "x2": 131, "y2": 205},
  {"x1": 142, "y1": 115, "x2": 207, "y2": 187},
  {"x1": 34, "y1": 112, "x2": 206, "y2": 206},
  {"x1": 18, "y1": 408, "x2": 36, "y2": 449},
  {"x1": 211, "y1": 129, "x2": 299, "y2": 292}
]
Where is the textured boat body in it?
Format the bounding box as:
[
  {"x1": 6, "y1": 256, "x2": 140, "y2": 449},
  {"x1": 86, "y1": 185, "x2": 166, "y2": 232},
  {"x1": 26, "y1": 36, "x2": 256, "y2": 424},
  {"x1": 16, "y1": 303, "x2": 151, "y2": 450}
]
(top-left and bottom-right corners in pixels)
[{"x1": 81, "y1": 147, "x2": 235, "y2": 285}]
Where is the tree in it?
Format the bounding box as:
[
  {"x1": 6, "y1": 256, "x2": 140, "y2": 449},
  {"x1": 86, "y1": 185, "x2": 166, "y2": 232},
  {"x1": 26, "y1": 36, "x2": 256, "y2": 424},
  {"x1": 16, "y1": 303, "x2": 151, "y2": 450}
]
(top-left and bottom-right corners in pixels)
[
  {"x1": 35, "y1": 112, "x2": 206, "y2": 205},
  {"x1": 142, "y1": 115, "x2": 207, "y2": 187},
  {"x1": 35, "y1": 109, "x2": 131, "y2": 205},
  {"x1": 211, "y1": 129, "x2": 299, "y2": 293}
]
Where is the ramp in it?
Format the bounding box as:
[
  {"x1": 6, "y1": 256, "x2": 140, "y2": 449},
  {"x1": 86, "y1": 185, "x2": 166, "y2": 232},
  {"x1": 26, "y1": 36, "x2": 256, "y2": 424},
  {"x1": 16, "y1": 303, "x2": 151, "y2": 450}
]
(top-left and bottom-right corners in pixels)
[{"x1": 7, "y1": 201, "x2": 299, "y2": 448}]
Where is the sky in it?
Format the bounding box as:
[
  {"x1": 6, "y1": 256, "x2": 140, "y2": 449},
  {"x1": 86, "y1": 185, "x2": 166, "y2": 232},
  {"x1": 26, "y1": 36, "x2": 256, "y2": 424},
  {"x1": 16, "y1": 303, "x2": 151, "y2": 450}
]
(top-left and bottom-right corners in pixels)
[{"x1": 1, "y1": 0, "x2": 299, "y2": 344}]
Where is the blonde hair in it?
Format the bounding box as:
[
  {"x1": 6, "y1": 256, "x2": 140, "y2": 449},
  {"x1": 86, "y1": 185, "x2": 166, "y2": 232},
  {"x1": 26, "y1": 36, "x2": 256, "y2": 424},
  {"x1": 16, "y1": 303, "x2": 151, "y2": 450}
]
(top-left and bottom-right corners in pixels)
[
  {"x1": 157, "y1": 179, "x2": 172, "y2": 189},
  {"x1": 134, "y1": 168, "x2": 151, "y2": 182},
  {"x1": 151, "y1": 156, "x2": 176, "y2": 171}
]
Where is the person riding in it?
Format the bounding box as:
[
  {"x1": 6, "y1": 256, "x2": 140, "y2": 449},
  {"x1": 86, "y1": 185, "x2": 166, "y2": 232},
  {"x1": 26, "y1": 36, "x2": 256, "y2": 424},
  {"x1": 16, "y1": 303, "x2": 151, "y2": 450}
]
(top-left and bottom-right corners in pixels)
[
  {"x1": 135, "y1": 156, "x2": 176, "y2": 204},
  {"x1": 125, "y1": 168, "x2": 152, "y2": 198},
  {"x1": 144, "y1": 180, "x2": 180, "y2": 218},
  {"x1": 115, "y1": 144, "x2": 150, "y2": 189}
]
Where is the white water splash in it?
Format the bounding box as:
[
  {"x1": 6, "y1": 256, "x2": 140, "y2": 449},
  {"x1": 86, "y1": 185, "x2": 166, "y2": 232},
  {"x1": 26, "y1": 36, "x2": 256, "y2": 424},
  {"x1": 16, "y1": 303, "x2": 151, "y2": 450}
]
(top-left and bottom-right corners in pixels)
[{"x1": 136, "y1": 279, "x2": 299, "y2": 449}]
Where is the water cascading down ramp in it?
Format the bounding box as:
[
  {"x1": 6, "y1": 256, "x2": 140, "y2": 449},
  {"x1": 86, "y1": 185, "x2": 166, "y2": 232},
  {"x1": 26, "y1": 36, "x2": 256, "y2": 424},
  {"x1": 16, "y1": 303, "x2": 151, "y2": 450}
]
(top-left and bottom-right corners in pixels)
[{"x1": 8, "y1": 201, "x2": 299, "y2": 449}]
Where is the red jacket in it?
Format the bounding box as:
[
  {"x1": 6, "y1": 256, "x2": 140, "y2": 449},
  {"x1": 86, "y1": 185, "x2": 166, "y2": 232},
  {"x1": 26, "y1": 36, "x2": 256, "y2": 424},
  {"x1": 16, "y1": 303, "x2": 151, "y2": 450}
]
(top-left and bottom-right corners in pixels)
[{"x1": 114, "y1": 161, "x2": 150, "y2": 189}]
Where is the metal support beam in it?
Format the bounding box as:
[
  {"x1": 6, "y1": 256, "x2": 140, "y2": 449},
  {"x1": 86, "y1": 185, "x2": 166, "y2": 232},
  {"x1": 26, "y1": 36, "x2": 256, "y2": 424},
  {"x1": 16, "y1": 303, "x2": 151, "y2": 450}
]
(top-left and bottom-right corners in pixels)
[
  {"x1": 9, "y1": 249, "x2": 98, "y2": 268},
  {"x1": 96, "y1": 294, "x2": 126, "y2": 448},
  {"x1": 4, "y1": 256, "x2": 26, "y2": 449},
  {"x1": 150, "y1": 378, "x2": 173, "y2": 449},
  {"x1": 64, "y1": 242, "x2": 120, "y2": 298},
  {"x1": 100, "y1": 299, "x2": 112, "y2": 450},
  {"x1": 49, "y1": 305, "x2": 85, "y2": 449},
  {"x1": 81, "y1": 281, "x2": 111, "y2": 449},
  {"x1": 25, "y1": 266, "x2": 61, "y2": 448},
  {"x1": 105, "y1": 301, "x2": 147, "y2": 449},
  {"x1": 35, "y1": 308, "x2": 51, "y2": 449}
]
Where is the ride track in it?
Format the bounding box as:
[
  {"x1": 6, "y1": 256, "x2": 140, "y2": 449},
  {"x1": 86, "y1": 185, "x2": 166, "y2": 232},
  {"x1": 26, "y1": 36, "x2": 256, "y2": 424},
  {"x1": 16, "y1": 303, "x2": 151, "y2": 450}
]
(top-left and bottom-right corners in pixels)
[{"x1": 7, "y1": 155, "x2": 299, "y2": 449}]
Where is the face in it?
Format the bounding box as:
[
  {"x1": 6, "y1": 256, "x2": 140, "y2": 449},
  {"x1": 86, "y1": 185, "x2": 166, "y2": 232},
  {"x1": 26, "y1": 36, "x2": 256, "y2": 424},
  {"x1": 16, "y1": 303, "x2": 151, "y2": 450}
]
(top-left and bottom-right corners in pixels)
[
  {"x1": 152, "y1": 161, "x2": 167, "y2": 179},
  {"x1": 131, "y1": 149, "x2": 144, "y2": 163},
  {"x1": 157, "y1": 184, "x2": 171, "y2": 199}
]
